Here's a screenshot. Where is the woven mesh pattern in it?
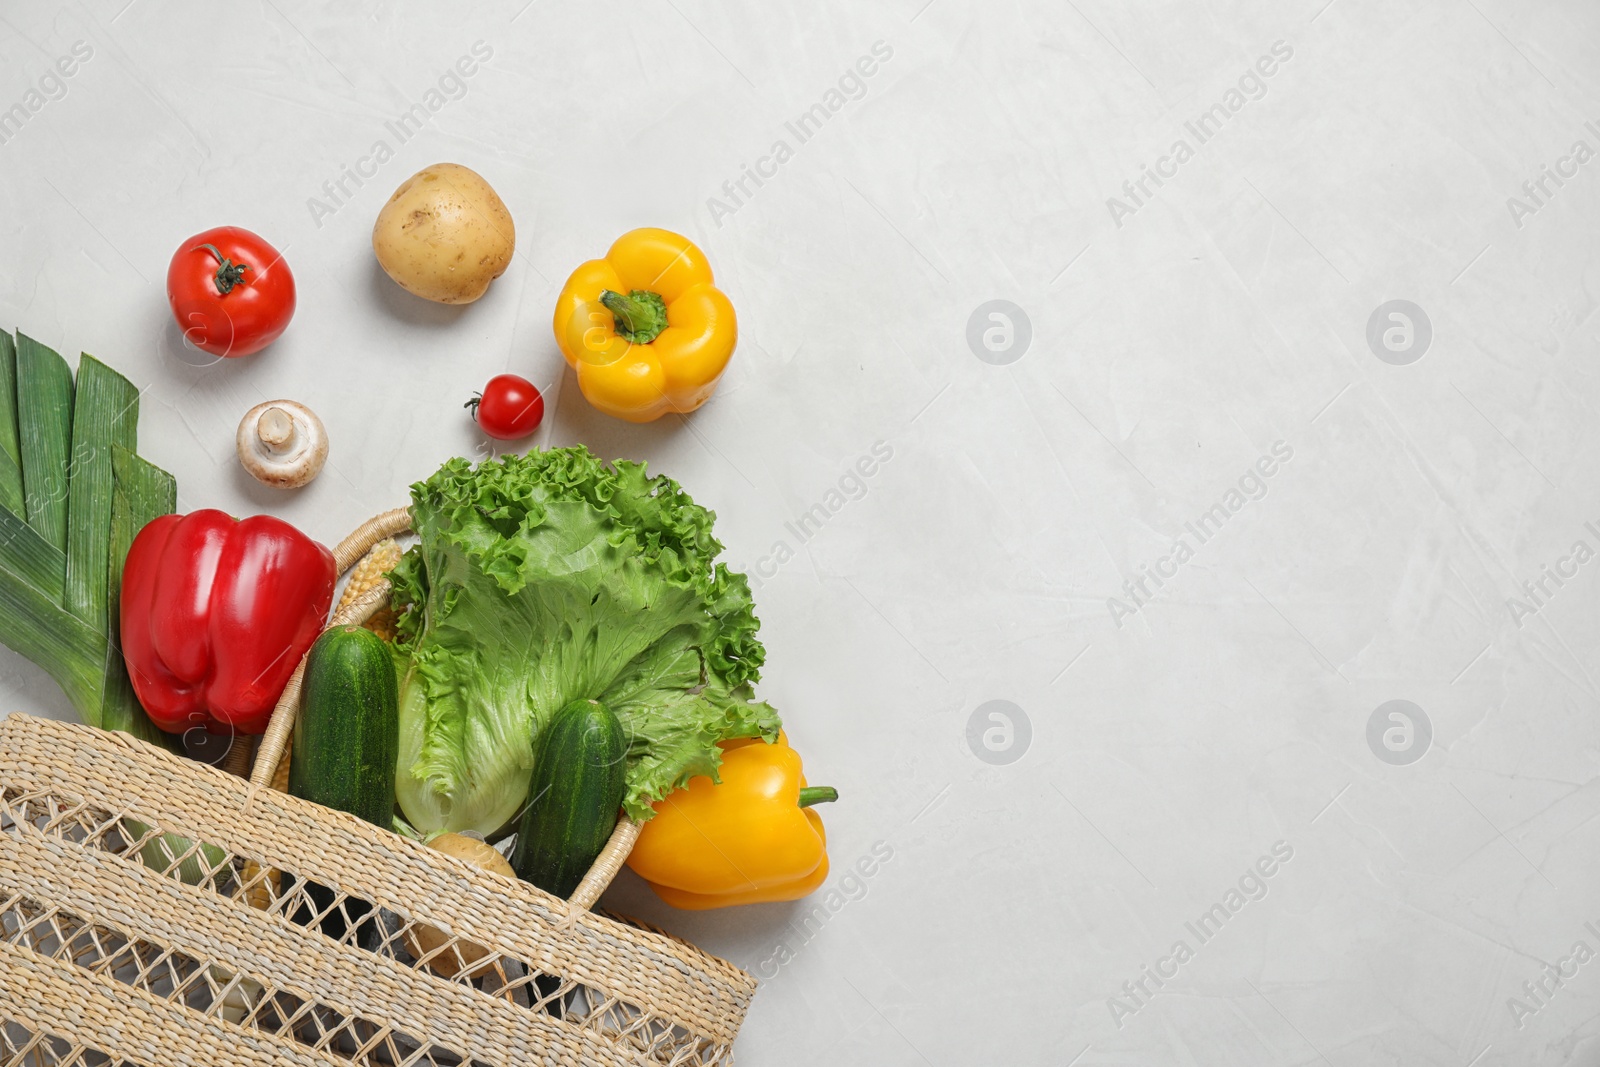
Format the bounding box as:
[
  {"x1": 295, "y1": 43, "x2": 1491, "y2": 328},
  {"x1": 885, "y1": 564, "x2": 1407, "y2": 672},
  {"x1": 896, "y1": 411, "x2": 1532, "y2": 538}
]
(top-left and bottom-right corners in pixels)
[
  {"x1": 0, "y1": 715, "x2": 755, "y2": 1067},
  {"x1": 2, "y1": 1020, "x2": 131, "y2": 1067}
]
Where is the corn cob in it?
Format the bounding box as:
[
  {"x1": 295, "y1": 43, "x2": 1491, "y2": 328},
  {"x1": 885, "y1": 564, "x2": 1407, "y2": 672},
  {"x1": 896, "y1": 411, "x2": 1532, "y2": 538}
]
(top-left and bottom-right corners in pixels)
[{"x1": 335, "y1": 537, "x2": 402, "y2": 641}]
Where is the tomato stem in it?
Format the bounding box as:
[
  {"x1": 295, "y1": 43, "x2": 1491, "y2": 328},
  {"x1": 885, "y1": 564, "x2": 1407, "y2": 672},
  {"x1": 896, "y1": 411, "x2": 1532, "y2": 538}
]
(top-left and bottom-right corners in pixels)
[
  {"x1": 196, "y1": 243, "x2": 251, "y2": 296},
  {"x1": 464, "y1": 394, "x2": 483, "y2": 421}
]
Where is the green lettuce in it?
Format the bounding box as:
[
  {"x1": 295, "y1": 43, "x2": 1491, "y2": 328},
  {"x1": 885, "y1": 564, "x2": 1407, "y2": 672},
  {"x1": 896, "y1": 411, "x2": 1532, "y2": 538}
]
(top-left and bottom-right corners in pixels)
[{"x1": 389, "y1": 447, "x2": 780, "y2": 835}]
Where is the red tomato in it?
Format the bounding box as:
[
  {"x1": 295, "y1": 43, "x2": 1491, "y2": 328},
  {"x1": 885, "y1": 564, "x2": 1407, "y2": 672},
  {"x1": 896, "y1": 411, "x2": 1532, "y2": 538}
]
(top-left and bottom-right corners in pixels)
[
  {"x1": 166, "y1": 227, "x2": 295, "y2": 358},
  {"x1": 467, "y1": 374, "x2": 545, "y2": 440}
]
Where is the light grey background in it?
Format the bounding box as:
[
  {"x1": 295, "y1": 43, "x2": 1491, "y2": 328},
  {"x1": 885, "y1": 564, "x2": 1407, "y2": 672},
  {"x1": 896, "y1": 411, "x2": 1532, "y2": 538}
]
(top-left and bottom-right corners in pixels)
[{"x1": 1, "y1": 1, "x2": 1597, "y2": 1063}]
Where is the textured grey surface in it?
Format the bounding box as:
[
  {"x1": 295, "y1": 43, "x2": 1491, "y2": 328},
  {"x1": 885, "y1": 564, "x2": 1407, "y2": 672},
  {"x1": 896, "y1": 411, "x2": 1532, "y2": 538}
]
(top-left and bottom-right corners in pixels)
[{"x1": 2, "y1": 1, "x2": 1598, "y2": 1063}]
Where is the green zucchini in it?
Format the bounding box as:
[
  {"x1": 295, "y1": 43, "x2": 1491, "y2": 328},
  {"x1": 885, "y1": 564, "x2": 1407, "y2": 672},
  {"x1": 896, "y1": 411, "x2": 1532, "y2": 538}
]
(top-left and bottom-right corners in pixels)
[
  {"x1": 289, "y1": 625, "x2": 398, "y2": 827},
  {"x1": 512, "y1": 699, "x2": 627, "y2": 899},
  {"x1": 288, "y1": 625, "x2": 398, "y2": 943}
]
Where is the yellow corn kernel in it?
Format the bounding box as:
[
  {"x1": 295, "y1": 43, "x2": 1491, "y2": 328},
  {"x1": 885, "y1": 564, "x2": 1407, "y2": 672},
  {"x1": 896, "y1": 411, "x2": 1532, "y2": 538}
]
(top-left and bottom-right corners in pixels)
[{"x1": 336, "y1": 538, "x2": 403, "y2": 640}]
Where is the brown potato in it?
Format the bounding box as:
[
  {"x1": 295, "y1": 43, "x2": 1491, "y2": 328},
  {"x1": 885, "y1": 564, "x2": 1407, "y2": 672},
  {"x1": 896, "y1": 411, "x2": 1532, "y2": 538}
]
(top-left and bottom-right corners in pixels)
[
  {"x1": 373, "y1": 163, "x2": 514, "y2": 304},
  {"x1": 402, "y1": 832, "x2": 515, "y2": 978}
]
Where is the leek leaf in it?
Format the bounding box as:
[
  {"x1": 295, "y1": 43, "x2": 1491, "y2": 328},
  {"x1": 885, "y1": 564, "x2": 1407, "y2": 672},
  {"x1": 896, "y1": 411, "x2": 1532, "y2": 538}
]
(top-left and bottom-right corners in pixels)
[
  {"x1": 65, "y1": 354, "x2": 139, "y2": 634},
  {"x1": 15, "y1": 333, "x2": 73, "y2": 552},
  {"x1": 101, "y1": 445, "x2": 178, "y2": 749},
  {"x1": 0, "y1": 332, "x2": 22, "y2": 516}
]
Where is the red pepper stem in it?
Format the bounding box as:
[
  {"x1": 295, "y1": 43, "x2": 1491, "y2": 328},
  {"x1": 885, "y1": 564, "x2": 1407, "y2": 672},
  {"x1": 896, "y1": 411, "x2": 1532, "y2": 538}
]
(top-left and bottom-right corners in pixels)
[
  {"x1": 195, "y1": 243, "x2": 251, "y2": 296},
  {"x1": 798, "y1": 786, "x2": 838, "y2": 808}
]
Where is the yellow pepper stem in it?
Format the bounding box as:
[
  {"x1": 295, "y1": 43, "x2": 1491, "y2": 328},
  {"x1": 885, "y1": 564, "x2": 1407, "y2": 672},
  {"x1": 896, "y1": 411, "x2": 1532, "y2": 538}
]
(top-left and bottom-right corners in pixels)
[
  {"x1": 599, "y1": 288, "x2": 669, "y2": 345},
  {"x1": 798, "y1": 786, "x2": 838, "y2": 808}
]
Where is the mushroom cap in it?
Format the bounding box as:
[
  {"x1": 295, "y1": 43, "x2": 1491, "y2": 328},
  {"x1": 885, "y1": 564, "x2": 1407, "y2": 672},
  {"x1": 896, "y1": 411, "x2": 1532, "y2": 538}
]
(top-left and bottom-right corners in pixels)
[{"x1": 237, "y1": 400, "x2": 328, "y2": 489}]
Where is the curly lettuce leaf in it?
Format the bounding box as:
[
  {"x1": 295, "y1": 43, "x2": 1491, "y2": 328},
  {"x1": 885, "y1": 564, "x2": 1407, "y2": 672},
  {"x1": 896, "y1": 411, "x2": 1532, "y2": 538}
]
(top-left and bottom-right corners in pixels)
[{"x1": 390, "y1": 448, "x2": 778, "y2": 834}]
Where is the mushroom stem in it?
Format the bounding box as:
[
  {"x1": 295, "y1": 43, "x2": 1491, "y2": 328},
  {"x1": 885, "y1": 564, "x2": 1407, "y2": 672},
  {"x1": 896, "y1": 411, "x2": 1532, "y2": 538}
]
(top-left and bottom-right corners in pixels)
[
  {"x1": 257, "y1": 406, "x2": 299, "y2": 455},
  {"x1": 237, "y1": 399, "x2": 328, "y2": 489}
]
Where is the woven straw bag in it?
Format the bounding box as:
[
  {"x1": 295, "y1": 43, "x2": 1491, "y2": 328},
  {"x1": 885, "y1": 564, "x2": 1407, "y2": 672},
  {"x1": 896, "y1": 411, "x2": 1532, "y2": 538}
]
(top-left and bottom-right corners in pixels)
[{"x1": 0, "y1": 508, "x2": 757, "y2": 1066}]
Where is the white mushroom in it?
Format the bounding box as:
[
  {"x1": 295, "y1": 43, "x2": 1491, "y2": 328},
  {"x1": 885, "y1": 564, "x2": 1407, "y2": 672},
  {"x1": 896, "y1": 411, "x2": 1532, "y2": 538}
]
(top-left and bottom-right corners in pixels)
[{"x1": 237, "y1": 400, "x2": 327, "y2": 488}]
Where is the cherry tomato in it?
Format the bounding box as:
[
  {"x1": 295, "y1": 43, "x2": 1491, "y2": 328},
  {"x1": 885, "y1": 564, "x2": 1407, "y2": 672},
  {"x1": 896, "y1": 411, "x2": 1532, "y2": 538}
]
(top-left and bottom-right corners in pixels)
[
  {"x1": 467, "y1": 374, "x2": 545, "y2": 440},
  {"x1": 166, "y1": 227, "x2": 295, "y2": 358}
]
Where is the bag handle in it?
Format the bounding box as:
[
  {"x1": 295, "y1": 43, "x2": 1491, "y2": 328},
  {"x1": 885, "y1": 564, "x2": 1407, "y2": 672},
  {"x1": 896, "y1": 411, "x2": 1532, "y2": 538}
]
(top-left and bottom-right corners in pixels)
[
  {"x1": 566, "y1": 818, "x2": 642, "y2": 911},
  {"x1": 245, "y1": 507, "x2": 640, "y2": 913}
]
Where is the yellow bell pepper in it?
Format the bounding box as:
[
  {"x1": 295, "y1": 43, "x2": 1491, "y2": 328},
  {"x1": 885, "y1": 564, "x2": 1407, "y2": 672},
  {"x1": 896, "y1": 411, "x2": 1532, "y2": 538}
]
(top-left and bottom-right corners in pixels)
[
  {"x1": 552, "y1": 228, "x2": 737, "y2": 423},
  {"x1": 628, "y1": 734, "x2": 836, "y2": 910}
]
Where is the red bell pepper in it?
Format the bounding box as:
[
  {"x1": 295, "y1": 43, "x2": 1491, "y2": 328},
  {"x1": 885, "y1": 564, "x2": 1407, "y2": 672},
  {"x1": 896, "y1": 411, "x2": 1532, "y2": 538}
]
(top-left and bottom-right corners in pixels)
[{"x1": 120, "y1": 509, "x2": 336, "y2": 736}]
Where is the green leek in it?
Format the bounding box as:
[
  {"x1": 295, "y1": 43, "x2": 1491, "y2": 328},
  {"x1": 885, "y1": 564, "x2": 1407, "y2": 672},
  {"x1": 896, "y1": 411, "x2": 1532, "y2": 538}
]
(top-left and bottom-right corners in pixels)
[{"x1": 0, "y1": 330, "x2": 177, "y2": 751}]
